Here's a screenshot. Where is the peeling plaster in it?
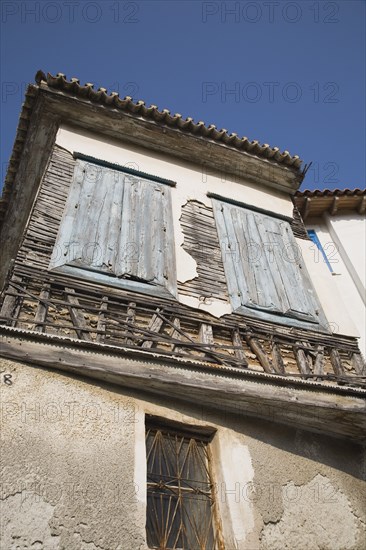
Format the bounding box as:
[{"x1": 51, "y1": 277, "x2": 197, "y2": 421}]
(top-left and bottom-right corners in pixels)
[
  {"x1": 0, "y1": 493, "x2": 59, "y2": 550},
  {"x1": 175, "y1": 198, "x2": 198, "y2": 284},
  {"x1": 178, "y1": 293, "x2": 232, "y2": 317},
  {"x1": 260, "y1": 474, "x2": 361, "y2": 550}
]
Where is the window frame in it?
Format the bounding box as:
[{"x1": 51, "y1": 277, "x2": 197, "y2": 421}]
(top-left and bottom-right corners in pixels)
[{"x1": 49, "y1": 153, "x2": 178, "y2": 300}]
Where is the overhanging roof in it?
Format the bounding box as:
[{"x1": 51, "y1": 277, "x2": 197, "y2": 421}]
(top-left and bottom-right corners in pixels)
[
  {"x1": 1, "y1": 70, "x2": 306, "y2": 229},
  {"x1": 295, "y1": 188, "x2": 366, "y2": 219},
  {"x1": 34, "y1": 71, "x2": 303, "y2": 168}
]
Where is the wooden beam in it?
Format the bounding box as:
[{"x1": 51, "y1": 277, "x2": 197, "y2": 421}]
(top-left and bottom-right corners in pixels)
[
  {"x1": 199, "y1": 323, "x2": 214, "y2": 345},
  {"x1": 329, "y1": 196, "x2": 339, "y2": 215},
  {"x1": 231, "y1": 329, "x2": 248, "y2": 367},
  {"x1": 169, "y1": 317, "x2": 187, "y2": 354},
  {"x1": 352, "y1": 353, "x2": 366, "y2": 376},
  {"x1": 33, "y1": 283, "x2": 50, "y2": 332},
  {"x1": 96, "y1": 296, "x2": 108, "y2": 343},
  {"x1": 245, "y1": 334, "x2": 273, "y2": 373},
  {"x1": 294, "y1": 343, "x2": 312, "y2": 376},
  {"x1": 125, "y1": 302, "x2": 136, "y2": 346},
  {"x1": 141, "y1": 309, "x2": 164, "y2": 348},
  {"x1": 271, "y1": 342, "x2": 286, "y2": 374},
  {"x1": 358, "y1": 196, "x2": 366, "y2": 215},
  {"x1": 65, "y1": 288, "x2": 91, "y2": 341},
  {"x1": 313, "y1": 346, "x2": 325, "y2": 377},
  {"x1": 0, "y1": 276, "x2": 23, "y2": 327},
  {"x1": 330, "y1": 349, "x2": 344, "y2": 377},
  {"x1": 302, "y1": 197, "x2": 312, "y2": 221}
]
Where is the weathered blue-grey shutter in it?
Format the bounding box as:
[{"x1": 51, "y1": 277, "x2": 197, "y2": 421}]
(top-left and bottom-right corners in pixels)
[
  {"x1": 116, "y1": 175, "x2": 176, "y2": 292},
  {"x1": 50, "y1": 160, "x2": 124, "y2": 272},
  {"x1": 212, "y1": 199, "x2": 320, "y2": 325},
  {"x1": 50, "y1": 159, "x2": 176, "y2": 296}
]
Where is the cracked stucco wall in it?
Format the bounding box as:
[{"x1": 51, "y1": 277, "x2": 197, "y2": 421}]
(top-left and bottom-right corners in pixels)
[
  {"x1": 0, "y1": 358, "x2": 145, "y2": 550},
  {"x1": 1, "y1": 358, "x2": 365, "y2": 550}
]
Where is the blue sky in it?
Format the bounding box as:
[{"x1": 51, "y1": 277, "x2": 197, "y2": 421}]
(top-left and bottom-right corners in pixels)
[{"x1": 1, "y1": 0, "x2": 365, "y2": 191}]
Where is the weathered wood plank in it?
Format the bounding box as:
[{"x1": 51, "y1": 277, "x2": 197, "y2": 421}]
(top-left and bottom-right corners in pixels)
[
  {"x1": 231, "y1": 329, "x2": 248, "y2": 366},
  {"x1": 352, "y1": 353, "x2": 366, "y2": 376},
  {"x1": 33, "y1": 283, "x2": 50, "y2": 332},
  {"x1": 294, "y1": 343, "x2": 312, "y2": 376},
  {"x1": 330, "y1": 349, "x2": 345, "y2": 377},
  {"x1": 245, "y1": 334, "x2": 273, "y2": 373},
  {"x1": 65, "y1": 287, "x2": 91, "y2": 341},
  {"x1": 0, "y1": 275, "x2": 23, "y2": 326},
  {"x1": 125, "y1": 301, "x2": 136, "y2": 346},
  {"x1": 199, "y1": 323, "x2": 214, "y2": 345},
  {"x1": 271, "y1": 342, "x2": 286, "y2": 374},
  {"x1": 141, "y1": 309, "x2": 164, "y2": 348},
  {"x1": 96, "y1": 296, "x2": 108, "y2": 343},
  {"x1": 314, "y1": 346, "x2": 325, "y2": 377},
  {"x1": 170, "y1": 317, "x2": 187, "y2": 354}
]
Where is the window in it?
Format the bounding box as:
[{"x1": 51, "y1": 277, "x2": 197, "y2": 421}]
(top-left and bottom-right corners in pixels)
[
  {"x1": 50, "y1": 154, "x2": 177, "y2": 298},
  {"x1": 211, "y1": 195, "x2": 325, "y2": 329},
  {"x1": 145, "y1": 419, "x2": 219, "y2": 549},
  {"x1": 307, "y1": 229, "x2": 334, "y2": 273}
]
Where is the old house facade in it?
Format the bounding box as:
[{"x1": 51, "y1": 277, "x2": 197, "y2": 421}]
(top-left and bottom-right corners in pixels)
[{"x1": 0, "y1": 72, "x2": 365, "y2": 550}]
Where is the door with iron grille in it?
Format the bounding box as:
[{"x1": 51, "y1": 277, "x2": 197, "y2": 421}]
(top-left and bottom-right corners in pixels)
[{"x1": 145, "y1": 422, "x2": 221, "y2": 549}]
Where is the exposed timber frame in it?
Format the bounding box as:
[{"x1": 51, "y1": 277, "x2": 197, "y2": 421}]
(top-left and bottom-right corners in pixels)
[{"x1": 1, "y1": 326, "x2": 365, "y2": 443}]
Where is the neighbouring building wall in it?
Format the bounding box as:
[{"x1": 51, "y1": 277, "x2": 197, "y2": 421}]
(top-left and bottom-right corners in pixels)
[
  {"x1": 1, "y1": 358, "x2": 365, "y2": 550},
  {"x1": 303, "y1": 214, "x2": 366, "y2": 357}
]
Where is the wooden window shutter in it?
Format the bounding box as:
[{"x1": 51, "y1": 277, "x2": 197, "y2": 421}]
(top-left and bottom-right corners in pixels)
[
  {"x1": 212, "y1": 198, "x2": 323, "y2": 326},
  {"x1": 50, "y1": 159, "x2": 176, "y2": 296}
]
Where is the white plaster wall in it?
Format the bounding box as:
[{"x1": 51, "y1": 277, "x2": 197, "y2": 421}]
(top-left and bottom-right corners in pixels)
[
  {"x1": 329, "y1": 215, "x2": 366, "y2": 287},
  {"x1": 303, "y1": 218, "x2": 366, "y2": 357}
]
